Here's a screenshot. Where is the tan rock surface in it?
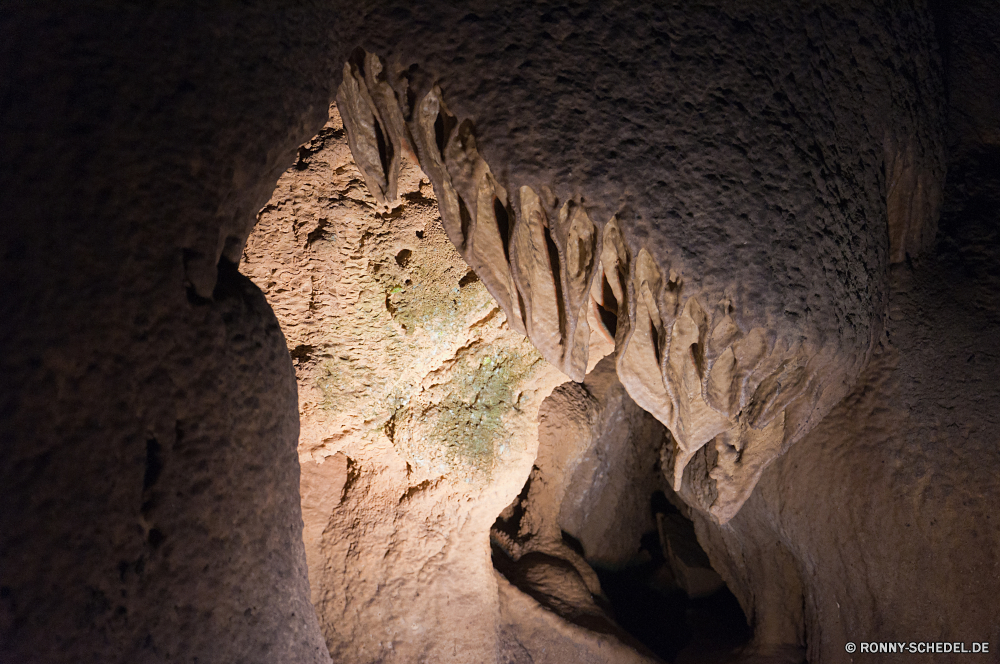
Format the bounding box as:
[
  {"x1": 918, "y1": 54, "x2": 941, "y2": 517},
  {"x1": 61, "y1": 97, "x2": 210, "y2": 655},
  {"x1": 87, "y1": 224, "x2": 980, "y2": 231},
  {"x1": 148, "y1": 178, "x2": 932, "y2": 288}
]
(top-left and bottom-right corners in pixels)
[
  {"x1": 330, "y1": 29, "x2": 946, "y2": 524},
  {"x1": 491, "y1": 357, "x2": 690, "y2": 663},
  {"x1": 243, "y1": 104, "x2": 581, "y2": 663}
]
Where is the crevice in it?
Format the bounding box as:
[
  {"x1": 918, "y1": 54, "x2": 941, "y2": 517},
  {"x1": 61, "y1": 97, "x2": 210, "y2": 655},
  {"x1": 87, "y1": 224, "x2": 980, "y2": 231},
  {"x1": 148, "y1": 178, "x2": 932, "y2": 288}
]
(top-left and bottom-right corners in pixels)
[
  {"x1": 650, "y1": 318, "x2": 662, "y2": 368},
  {"x1": 433, "y1": 106, "x2": 457, "y2": 160},
  {"x1": 399, "y1": 479, "x2": 433, "y2": 504},
  {"x1": 494, "y1": 197, "x2": 512, "y2": 263},
  {"x1": 596, "y1": 273, "x2": 620, "y2": 337},
  {"x1": 290, "y1": 344, "x2": 314, "y2": 363},
  {"x1": 459, "y1": 269, "x2": 479, "y2": 288},
  {"x1": 372, "y1": 115, "x2": 392, "y2": 185},
  {"x1": 458, "y1": 195, "x2": 474, "y2": 249},
  {"x1": 517, "y1": 290, "x2": 529, "y2": 332},
  {"x1": 594, "y1": 492, "x2": 751, "y2": 662},
  {"x1": 492, "y1": 469, "x2": 533, "y2": 550},
  {"x1": 543, "y1": 224, "x2": 567, "y2": 340},
  {"x1": 690, "y1": 342, "x2": 705, "y2": 379},
  {"x1": 601, "y1": 272, "x2": 619, "y2": 316},
  {"x1": 596, "y1": 301, "x2": 618, "y2": 338}
]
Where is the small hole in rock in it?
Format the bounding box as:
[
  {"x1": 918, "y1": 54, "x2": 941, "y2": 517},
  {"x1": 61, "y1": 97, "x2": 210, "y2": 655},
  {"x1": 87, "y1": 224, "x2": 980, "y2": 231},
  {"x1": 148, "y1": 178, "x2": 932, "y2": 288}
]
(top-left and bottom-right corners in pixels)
[
  {"x1": 290, "y1": 344, "x2": 314, "y2": 363},
  {"x1": 395, "y1": 249, "x2": 412, "y2": 268}
]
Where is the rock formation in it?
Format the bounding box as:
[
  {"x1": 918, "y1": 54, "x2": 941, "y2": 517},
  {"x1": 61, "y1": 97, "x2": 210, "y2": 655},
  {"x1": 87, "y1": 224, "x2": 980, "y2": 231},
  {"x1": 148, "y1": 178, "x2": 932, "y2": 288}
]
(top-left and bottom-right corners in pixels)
[
  {"x1": 242, "y1": 105, "x2": 573, "y2": 662},
  {"x1": 244, "y1": 101, "x2": 746, "y2": 664},
  {"x1": 332, "y1": 0, "x2": 947, "y2": 521},
  {"x1": 2, "y1": 1, "x2": 998, "y2": 663}
]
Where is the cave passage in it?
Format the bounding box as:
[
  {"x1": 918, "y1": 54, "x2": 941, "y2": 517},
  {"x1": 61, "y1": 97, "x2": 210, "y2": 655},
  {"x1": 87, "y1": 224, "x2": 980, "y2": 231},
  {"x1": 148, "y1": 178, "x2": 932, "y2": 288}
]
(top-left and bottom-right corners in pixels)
[
  {"x1": 492, "y1": 480, "x2": 752, "y2": 663},
  {"x1": 590, "y1": 494, "x2": 752, "y2": 662}
]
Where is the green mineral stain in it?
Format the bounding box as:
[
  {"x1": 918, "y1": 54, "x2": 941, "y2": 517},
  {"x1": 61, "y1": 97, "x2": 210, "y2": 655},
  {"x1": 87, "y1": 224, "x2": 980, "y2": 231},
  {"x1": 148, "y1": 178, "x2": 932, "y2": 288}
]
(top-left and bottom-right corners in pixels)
[
  {"x1": 312, "y1": 218, "x2": 519, "y2": 464},
  {"x1": 429, "y1": 346, "x2": 543, "y2": 473}
]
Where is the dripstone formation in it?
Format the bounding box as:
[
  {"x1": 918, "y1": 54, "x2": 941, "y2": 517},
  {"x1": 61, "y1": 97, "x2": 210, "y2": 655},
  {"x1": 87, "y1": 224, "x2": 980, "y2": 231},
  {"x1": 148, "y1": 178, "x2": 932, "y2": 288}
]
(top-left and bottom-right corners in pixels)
[{"x1": 1, "y1": 2, "x2": 997, "y2": 663}]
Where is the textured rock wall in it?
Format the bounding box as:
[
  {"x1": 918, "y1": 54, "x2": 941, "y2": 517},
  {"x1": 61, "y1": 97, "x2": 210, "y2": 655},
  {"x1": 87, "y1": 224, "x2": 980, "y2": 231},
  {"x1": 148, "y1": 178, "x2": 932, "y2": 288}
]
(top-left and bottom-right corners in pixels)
[
  {"x1": 335, "y1": 0, "x2": 946, "y2": 522},
  {"x1": 242, "y1": 104, "x2": 574, "y2": 663},
  {"x1": 0, "y1": 2, "x2": 984, "y2": 662},
  {"x1": 0, "y1": 5, "x2": 338, "y2": 662},
  {"x1": 688, "y1": 10, "x2": 1000, "y2": 656},
  {"x1": 555, "y1": 359, "x2": 668, "y2": 572},
  {"x1": 693, "y1": 252, "x2": 1000, "y2": 661},
  {"x1": 489, "y1": 357, "x2": 666, "y2": 663}
]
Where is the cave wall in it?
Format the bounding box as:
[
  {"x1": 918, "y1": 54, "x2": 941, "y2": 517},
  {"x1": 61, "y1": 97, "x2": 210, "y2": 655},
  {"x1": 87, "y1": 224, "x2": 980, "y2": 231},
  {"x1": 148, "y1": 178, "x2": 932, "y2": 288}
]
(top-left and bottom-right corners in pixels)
[
  {"x1": 689, "y1": 4, "x2": 1000, "y2": 659},
  {"x1": 693, "y1": 225, "x2": 1000, "y2": 661},
  {"x1": 0, "y1": 1, "x2": 994, "y2": 663},
  {"x1": 337, "y1": 0, "x2": 947, "y2": 521},
  {"x1": 0, "y1": 5, "x2": 339, "y2": 662},
  {"x1": 241, "y1": 103, "x2": 574, "y2": 663}
]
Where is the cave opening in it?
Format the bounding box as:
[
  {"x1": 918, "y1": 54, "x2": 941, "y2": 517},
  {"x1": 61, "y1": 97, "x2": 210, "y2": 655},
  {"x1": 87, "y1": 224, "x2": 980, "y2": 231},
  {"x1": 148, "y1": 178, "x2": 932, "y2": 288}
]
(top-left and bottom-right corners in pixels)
[
  {"x1": 590, "y1": 493, "x2": 752, "y2": 663},
  {"x1": 486, "y1": 350, "x2": 753, "y2": 663},
  {"x1": 491, "y1": 479, "x2": 751, "y2": 663}
]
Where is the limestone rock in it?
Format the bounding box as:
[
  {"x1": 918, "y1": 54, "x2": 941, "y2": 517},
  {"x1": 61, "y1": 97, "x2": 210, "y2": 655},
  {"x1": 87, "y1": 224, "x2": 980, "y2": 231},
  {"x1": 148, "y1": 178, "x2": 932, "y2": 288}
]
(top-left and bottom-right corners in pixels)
[
  {"x1": 334, "y1": 1, "x2": 947, "y2": 522},
  {"x1": 243, "y1": 104, "x2": 570, "y2": 664}
]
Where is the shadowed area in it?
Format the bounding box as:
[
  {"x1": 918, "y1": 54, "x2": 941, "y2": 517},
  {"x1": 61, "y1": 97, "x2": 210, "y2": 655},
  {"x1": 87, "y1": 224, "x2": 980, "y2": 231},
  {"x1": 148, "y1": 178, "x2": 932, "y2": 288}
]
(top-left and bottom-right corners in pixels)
[{"x1": 1, "y1": 2, "x2": 998, "y2": 663}]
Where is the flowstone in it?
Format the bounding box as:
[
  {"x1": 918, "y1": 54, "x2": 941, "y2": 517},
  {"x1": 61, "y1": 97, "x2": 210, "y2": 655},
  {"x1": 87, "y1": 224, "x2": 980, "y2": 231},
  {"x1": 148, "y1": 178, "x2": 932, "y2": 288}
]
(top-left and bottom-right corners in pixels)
[{"x1": 242, "y1": 104, "x2": 570, "y2": 663}]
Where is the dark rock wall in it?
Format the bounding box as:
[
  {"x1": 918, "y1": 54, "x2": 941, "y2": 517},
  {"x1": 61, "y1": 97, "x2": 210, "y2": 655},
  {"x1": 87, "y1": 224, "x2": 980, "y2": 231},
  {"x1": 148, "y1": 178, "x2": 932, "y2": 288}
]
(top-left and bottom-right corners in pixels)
[
  {"x1": 695, "y1": 226, "x2": 1000, "y2": 661},
  {"x1": 0, "y1": 5, "x2": 337, "y2": 662},
  {"x1": 691, "y1": 4, "x2": 1000, "y2": 659},
  {"x1": 0, "y1": 1, "x2": 991, "y2": 662}
]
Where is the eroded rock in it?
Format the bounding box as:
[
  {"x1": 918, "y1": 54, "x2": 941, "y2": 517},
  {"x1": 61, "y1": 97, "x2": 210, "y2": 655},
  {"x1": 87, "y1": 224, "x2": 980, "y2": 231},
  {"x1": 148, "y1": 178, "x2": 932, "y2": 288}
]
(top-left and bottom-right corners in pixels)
[
  {"x1": 335, "y1": 3, "x2": 946, "y2": 521},
  {"x1": 243, "y1": 104, "x2": 570, "y2": 664}
]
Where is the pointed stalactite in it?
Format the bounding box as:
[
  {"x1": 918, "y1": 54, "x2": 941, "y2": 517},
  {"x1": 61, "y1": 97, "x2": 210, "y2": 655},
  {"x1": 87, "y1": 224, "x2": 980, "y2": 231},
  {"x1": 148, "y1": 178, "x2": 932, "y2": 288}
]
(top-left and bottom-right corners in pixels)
[
  {"x1": 336, "y1": 55, "x2": 401, "y2": 210},
  {"x1": 509, "y1": 186, "x2": 564, "y2": 373},
  {"x1": 442, "y1": 119, "x2": 523, "y2": 334},
  {"x1": 334, "y1": 50, "x2": 839, "y2": 524},
  {"x1": 705, "y1": 412, "x2": 786, "y2": 523},
  {"x1": 616, "y1": 247, "x2": 675, "y2": 434},
  {"x1": 551, "y1": 198, "x2": 599, "y2": 379},
  {"x1": 471, "y1": 174, "x2": 525, "y2": 335},
  {"x1": 663, "y1": 298, "x2": 733, "y2": 489},
  {"x1": 410, "y1": 86, "x2": 467, "y2": 252}
]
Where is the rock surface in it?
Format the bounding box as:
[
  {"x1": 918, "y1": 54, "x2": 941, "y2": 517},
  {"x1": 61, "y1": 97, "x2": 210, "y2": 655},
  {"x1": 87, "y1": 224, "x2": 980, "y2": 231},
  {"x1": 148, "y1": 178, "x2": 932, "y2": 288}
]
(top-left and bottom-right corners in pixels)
[
  {"x1": 490, "y1": 357, "x2": 667, "y2": 662},
  {"x1": 0, "y1": 5, "x2": 337, "y2": 662},
  {"x1": 242, "y1": 104, "x2": 582, "y2": 663},
  {"x1": 689, "y1": 22, "x2": 1000, "y2": 656},
  {"x1": 2, "y1": 2, "x2": 997, "y2": 663},
  {"x1": 334, "y1": 1, "x2": 947, "y2": 522}
]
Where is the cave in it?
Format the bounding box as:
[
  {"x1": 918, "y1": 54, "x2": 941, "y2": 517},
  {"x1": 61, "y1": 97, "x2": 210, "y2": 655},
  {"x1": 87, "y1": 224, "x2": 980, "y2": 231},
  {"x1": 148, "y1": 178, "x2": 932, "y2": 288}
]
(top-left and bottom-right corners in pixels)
[{"x1": 2, "y1": 2, "x2": 999, "y2": 663}]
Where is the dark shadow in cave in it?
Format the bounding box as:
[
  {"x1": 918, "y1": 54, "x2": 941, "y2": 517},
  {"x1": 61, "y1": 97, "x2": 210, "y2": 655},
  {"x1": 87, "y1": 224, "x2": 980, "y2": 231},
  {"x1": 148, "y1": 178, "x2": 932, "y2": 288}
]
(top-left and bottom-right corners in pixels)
[
  {"x1": 591, "y1": 493, "x2": 752, "y2": 663},
  {"x1": 492, "y1": 475, "x2": 752, "y2": 662}
]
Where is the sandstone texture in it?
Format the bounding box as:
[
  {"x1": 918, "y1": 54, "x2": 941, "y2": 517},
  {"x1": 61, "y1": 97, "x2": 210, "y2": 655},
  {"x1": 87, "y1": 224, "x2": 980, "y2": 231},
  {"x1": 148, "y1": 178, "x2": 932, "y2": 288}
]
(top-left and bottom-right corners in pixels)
[
  {"x1": 335, "y1": 1, "x2": 947, "y2": 522},
  {"x1": 242, "y1": 105, "x2": 576, "y2": 663},
  {"x1": 2, "y1": 2, "x2": 998, "y2": 663}
]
